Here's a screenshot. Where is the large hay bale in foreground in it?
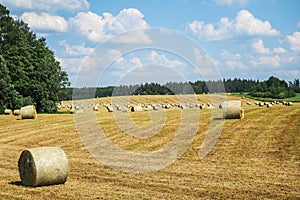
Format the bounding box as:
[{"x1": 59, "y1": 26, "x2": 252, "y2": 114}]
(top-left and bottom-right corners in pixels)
[
  {"x1": 4, "y1": 109, "x2": 12, "y2": 115},
  {"x1": 222, "y1": 100, "x2": 244, "y2": 119},
  {"x1": 18, "y1": 147, "x2": 68, "y2": 187},
  {"x1": 20, "y1": 105, "x2": 37, "y2": 119}
]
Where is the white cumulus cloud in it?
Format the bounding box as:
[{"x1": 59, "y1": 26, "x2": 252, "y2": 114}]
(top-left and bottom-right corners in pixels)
[
  {"x1": 56, "y1": 57, "x2": 84, "y2": 73},
  {"x1": 147, "y1": 51, "x2": 185, "y2": 68},
  {"x1": 287, "y1": 32, "x2": 300, "y2": 51},
  {"x1": 273, "y1": 47, "x2": 286, "y2": 54},
  {"x1": 217, "y1": 49, "x2": 247, "y2": 70},
  {"x1": 59, "y1": 40, "x2": 94, "y2": 56},
  {"x1": 250, "y1": 55, "x2": 280, "y2": 67},
  {"x1": 0, "y1": 0, "x2": 89, "y2": 12},
  {"x1": 225, "y1": 60, "x2": 247, "y2": 70},
  {"x1": 21, "y1": 12, "x2": 68, "y2": 32},
  {"x1": 235, "y1": 10, "x2": 279, "y2": 36},
  {"x1": 186, "y1": 10, "x2": 279, "y2": 41},
  {"x1": 220, "y1": 49, "x2": 241, "y2": 60},
  {"x1": 252, "y1": 39, "x2": 287, "y2": 55},
  {"x1": 69, "y1": 8, "x2": 150, "y2": 43},
  {"x1": 214, "y1": 0, "x2": 249, "y2": 7},
  {"x1": 251, "y1": 39, "x2": 270, "y2": 54}
]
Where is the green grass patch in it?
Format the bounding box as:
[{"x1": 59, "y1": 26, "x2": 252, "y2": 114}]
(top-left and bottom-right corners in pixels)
[
  {"x1": 230, "y1": 92, "x2": 300, "y2": 102},
  {"x1": 285, "y1": 93, "x2": 300, "y2": 102}
]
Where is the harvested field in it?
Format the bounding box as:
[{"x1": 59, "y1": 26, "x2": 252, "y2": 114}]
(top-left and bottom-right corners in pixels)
[{"x1": 0, "y1": 94, "x2": 299, "y2": 199}]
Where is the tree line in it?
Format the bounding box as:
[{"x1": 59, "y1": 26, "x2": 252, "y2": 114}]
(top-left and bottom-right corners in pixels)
[
  {"x1": 0, "y1": 4, "x2": 69, "y2": 113},
  {"x1": 62, "y1": 77, "x2": 298, "y2": 101}
]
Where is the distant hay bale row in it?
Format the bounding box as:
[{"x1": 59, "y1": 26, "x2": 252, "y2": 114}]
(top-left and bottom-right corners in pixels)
[
  {"x1": 3, "y1": 105, "x2": 36, "y2": 119},
  {"x1": 222, "y1": 100, "x2": 244, "y2": 119},
  {"x1": 66, "y1": 99, "x2": 234, "y2": 113},
  {"x1": 18, "y1": 147, "x2": 68, "y2": 187},
  {"x1": 283, "y1": 101, "x2": 293, "y2": 106},
  {"x1": 253, "y1": 101, "x2": 294, "y2": 108}
]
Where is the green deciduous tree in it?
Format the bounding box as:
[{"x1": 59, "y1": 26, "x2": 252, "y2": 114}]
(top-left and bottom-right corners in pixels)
[
  {"x1": 0, "y1": 4, "x2": 69, "y2": 113},
  {"x1": 249, "y1": 76, "x2": 295, "y2": 99},
  {"x1": 0, "y1": 55, "x2": 23, "y2": 113}
]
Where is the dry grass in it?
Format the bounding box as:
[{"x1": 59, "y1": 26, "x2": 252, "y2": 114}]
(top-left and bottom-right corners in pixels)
[{"x1": 0, "y1": 94, "x2": 299, "y2": 199}]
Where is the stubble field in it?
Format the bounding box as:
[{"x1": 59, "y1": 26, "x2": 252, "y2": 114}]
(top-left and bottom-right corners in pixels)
[{"x1": 0, "y1": 94, "x2": 299, "y2": 199}]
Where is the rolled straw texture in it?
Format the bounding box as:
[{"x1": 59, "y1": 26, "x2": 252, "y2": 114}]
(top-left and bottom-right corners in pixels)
[
  {"x1": 20, "y1": 105, "x2": 37, "y2": 119},
  {"x1": 222, "y1": 100, "x2": 244, "y2": 119},
  {"x1": 4, "y1": 109, "x2": 12, "y2": 115},
  {"x1": 13, "y1": 109, "x2": 20, "y2": 116},
  {"x1": 18, "y1": 147, "x2": 68, "y2": 187}
]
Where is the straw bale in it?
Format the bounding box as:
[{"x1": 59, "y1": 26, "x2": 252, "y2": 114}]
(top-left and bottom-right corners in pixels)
[
  {"x1": 18, "y1": 147, "x2": 68, "y2": 187},
  {"x1": 222, "y1": 100, "x2": 244, "y2": 119},
  {"x1": 20, "y1": 105, "x2": 37, "y2": 119}
]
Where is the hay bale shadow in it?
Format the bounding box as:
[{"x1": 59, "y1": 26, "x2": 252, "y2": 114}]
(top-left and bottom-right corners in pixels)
[
  {"x1": 213, "y1": 117, "x2": 225, "y2": 120},
  {"x1": 8, "y1": 181, "x2": 23, "y2": 187}
]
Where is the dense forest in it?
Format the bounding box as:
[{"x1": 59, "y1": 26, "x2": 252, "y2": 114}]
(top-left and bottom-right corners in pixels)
[
  {"x1": 0, "y1": 4, "x2": 69, "y2": 113},
  {"x1": 65, "y1": 77, "x2": 299, "y2": 100}
]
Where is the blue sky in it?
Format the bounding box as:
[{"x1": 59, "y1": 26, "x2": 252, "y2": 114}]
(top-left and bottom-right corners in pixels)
[{"x1": 1, "y1": 0, "x2": 299, "y2": 86}]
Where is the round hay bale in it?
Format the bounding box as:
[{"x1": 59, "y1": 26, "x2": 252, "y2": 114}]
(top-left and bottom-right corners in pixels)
[
  {"x1": 20, "y1": 105, "x2": 37, "y2": 119},
  {"x1": 116, "y1": 105, "x2": 122, "y2": 111},
  {"x1": 152, "y1": 104, "x2": 159, "y2": 110},
  {"x1": 13, "y1": 109, "x2": 20, "y2": 116},
  {"x1": 267, "y1": 103, "x2": 273, "y2": 108},
  {"x1": 4, "y1": 109, "x2": 12, "y2": 115},
  {"x1": 107, "y1": 105, "x2": 113, "y2": 112},
  {"x1": 93, "y1": 105, "x2": 99, "y2": 111},
  {"x1": 222, "y1": 100, "x2": 244, "y2": 119},
  {"x1": 199, "y1": 104, "x2": 206, "y2": 109},
  {"x1": 188, "y1": 103, "x2": 194, "y2": 108},
  {"x1": 131, "y1": 104, "x2": 143, "y2": 112},
  {"x1": 70, "y1": 107, "x2": 76, "y2": 114},
  {"x1": 18, "y1": 147, "x2": 68, "y2": 187}
]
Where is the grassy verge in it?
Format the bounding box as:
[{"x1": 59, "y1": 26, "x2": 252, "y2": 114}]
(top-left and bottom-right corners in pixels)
[{"x1": 231, "y1": 92, "x2": 300, "y2": 102}]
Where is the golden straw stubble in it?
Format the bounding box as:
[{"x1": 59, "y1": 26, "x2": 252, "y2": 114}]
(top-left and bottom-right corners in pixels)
[{"x1": 18, "y1": 147, "x2": 68, "y2": 187}]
